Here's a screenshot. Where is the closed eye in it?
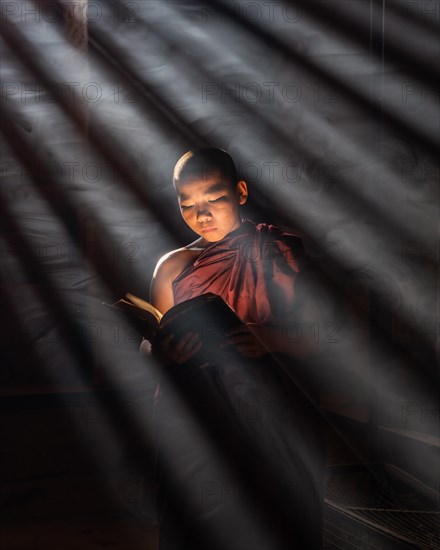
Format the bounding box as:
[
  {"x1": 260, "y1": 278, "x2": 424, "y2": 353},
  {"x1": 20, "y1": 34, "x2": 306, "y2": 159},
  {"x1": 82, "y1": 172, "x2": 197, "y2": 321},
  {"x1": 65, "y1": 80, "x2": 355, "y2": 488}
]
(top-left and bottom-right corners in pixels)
[
  {"x1": 180, "y1": 204, "x2": 194, "y2": 210},
  {"x1": 208, "y1": 196, "x2": 226, "y2": 203}
]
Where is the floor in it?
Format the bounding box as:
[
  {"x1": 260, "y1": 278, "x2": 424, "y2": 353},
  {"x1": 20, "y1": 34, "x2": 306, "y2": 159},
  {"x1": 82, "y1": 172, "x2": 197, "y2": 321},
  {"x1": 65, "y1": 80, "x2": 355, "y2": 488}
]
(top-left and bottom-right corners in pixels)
[{"x1": 0, "y1": 518, "x2": 158, "y2": 550}]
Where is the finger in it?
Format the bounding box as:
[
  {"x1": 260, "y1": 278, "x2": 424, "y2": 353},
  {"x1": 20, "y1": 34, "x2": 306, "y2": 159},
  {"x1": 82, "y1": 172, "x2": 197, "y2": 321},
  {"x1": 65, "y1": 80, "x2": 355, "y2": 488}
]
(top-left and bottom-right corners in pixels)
[
  {"x1": 179, "y1": 339, "x2": 203, "y2": 363},
  {"x1": 159, "y1": 333, "x2": 175, "y2": 349},
  {"x1": 180, "y1": 333, "x2": 201, "y2": 354},
  {"x1": 140, "y1": 339, "x2": 152, "y2": 355},
  {"x1": 220, "y1": 336, "x2": 252, "y2": 349},
  {"x1": 175, "y1": 332, "x2": 195, "y2": 352}
]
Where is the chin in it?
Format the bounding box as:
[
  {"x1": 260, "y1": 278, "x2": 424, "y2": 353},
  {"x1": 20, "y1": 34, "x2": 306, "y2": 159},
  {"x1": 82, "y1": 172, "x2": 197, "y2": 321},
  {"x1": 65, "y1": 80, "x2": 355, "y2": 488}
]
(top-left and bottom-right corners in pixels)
[
  {"x1": 201, "y1": 233, "x2": 221, "y2": 242},
  {"x1": 193, "y1": 226, "x2": 218, "y2": 240},
  {"x1": 198, "y1": 229, "x2": 226, "y2": 242}
]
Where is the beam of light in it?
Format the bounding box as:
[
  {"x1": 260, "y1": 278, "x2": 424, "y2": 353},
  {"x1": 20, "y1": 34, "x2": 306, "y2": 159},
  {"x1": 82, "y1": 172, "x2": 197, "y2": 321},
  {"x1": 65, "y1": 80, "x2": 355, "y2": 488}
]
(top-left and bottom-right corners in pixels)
[
  {"x1": 2, "y1": 0, "x2": 436, "y2": 478},
  {"x1": 92, "y1": 0, "x2": 434, "y2": 248},
  {"x1": 0, "y1": 71, "x2": 324, "y2": 549},
  {"x1": 3, "y1": 153, "x2": 325, "y2": 548},
  {"x1": 1, "y1": 0, "x2": 434, "y2": 450},
  {"x1": 78, "y1": 6, "x2": 436, "y2": 473},
  {"x1": 1, "y1": 0, "x2": 438, "y2": 548},
  {"x1": 19, "y1": 0, "x2": 430, "y2": 336},
  {"x1": 84, "y1": 0, "x2": 438, "y2": 365},
  {"x1": 385, "y1": 0, "x2": 440, "y2": 34},
  {"x1": 0, "y1": 29, "x2": 179, "y2": 277},
  {"x1": 0, "y1": 134, "x2": 298, "y2": 548},
  {"x1": 204, "y1": 0, "x2": 439, "y2": 158},
  {"x1": 130, "y1": 0, "x2": 437, "y2": 254},
  {"x1": 78, "y1": 6, "x2": 436, "y2": 414},
  {"x1": 0, "y1": 4, "x2": 189, "y2": 243},
  {"x1": 294, "y1": 0, "x2": 440, "y2": 85},
  {"x1": 85, "y1": 0, "x2": 439, "y2": 318},
  {"x1": 82, "y1": 0, "x2": 440, "y2": 490},
  {"x1": 1, "y1": 1, "x2": 434, "y2": 344},
  {"x1": 0, "y1": 170, "x2": 320, "y2": 549},
  {"x1": 97, "y1": 0, "x2": 439, "y2": 158},
  {"x1": 0, "y1": 195, "x2": 158, "y2": 547}
]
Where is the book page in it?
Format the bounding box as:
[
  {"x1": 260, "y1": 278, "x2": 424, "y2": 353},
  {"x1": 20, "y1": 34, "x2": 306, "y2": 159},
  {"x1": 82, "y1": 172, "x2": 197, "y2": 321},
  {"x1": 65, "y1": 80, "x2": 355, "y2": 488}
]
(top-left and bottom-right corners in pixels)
[{"x1": 124, "y1": 292, "x2": 163, "y2": 323}]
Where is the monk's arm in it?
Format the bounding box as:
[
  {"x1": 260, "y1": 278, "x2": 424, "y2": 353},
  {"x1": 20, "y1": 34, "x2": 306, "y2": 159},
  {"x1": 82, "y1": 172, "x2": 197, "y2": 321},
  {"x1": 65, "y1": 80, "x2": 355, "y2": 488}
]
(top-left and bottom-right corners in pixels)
[
  {"x1": 149, "y1": 254, "x2": 179, "y2": 314},
  {"x1": 144, "y1": 252, "x2": 202, "y2": 364},
  {"x1": 139, "y1": 254, "x2": 176, "y2": 354}
]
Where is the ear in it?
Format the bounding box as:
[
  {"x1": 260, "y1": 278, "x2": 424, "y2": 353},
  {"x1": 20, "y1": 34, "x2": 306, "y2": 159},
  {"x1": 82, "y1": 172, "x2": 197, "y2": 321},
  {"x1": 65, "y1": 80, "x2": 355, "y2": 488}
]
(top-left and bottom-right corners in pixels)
[{"x1": 235, "y1": 180, "x2": 248, "y2": 205}]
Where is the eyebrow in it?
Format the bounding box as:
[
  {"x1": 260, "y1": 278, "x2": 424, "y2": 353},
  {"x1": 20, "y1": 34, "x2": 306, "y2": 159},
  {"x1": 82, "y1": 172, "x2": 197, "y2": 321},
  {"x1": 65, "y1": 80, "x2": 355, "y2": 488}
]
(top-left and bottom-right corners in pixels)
[{"x1": 179, "y1": 182, "x2": 227, "y2": 201}]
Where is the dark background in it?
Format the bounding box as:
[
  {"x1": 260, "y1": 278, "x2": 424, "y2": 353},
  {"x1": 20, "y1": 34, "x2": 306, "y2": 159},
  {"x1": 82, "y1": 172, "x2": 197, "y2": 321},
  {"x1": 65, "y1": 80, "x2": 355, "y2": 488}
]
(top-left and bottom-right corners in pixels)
[{"x1": 0, "y1": 1, "x2": 439, "y2": 548}]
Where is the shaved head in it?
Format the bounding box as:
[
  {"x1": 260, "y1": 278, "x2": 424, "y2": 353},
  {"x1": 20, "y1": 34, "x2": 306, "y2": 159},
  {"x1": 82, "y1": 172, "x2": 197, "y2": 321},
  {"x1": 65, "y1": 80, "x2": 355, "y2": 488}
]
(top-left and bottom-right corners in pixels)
[{"x1": 173, "y1": 148, "x2": 238, "y2": 188}]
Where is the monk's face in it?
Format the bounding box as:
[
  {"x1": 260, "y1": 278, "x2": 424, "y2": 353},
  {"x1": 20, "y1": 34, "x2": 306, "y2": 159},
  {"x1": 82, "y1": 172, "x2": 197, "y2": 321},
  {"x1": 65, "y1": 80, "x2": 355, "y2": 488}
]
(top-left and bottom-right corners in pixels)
[{"x1": 175, "y1": 170, "x2": 248, "y2": 242}]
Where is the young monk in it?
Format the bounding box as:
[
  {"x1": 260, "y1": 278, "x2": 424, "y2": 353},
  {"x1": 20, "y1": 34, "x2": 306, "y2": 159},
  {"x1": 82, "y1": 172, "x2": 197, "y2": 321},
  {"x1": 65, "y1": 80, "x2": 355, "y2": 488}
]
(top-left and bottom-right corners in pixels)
[
  {"x1": 149, "y1": 147, "x2": 324, "y2": 550},
  {"x1": 149, "y1": 147, "x2": 315, "y2": 364}
]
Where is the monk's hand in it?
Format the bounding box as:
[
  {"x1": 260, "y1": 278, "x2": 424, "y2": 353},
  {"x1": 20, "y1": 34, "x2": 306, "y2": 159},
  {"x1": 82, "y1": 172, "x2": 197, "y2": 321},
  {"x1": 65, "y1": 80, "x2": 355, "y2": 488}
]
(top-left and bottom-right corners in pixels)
[
  {"x1": 154, "y1": 331, "x2": 203, "y2": 365},
  {"x1": 221, "y1": 323, "x2": 268, "y2": 358},
  {"x1": 139, "y1": 337, "x2": 153, "y2": 355}
]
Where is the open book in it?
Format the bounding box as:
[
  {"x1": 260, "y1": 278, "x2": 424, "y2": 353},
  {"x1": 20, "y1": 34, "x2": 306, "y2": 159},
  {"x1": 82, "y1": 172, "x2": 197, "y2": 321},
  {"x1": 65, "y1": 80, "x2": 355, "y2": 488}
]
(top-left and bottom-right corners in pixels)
[{"x1": 103, "y1": 292, "x2": 243, "y2": 348}]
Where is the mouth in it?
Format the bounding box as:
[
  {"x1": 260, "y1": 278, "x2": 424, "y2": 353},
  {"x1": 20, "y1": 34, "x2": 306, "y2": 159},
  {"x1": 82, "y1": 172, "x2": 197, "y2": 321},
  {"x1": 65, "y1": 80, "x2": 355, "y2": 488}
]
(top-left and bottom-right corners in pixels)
[{"x1": 200, "y1": 227, "x2": 217, "y2": 233}]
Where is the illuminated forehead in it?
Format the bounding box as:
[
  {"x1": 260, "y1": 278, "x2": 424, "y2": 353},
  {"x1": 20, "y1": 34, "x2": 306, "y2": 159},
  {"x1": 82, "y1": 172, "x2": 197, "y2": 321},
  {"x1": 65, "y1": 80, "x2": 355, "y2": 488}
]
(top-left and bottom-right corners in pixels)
[{"x1": 175, "y1": 176, "x2": 232, "y2": 201}]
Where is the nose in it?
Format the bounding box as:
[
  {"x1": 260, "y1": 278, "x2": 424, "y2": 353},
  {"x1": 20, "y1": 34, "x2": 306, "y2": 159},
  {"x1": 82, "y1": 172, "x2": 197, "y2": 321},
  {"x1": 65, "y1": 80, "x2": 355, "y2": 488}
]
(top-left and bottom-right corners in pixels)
[{"x1": 196, "y1": 205, "x2": 212, "y2": 222}]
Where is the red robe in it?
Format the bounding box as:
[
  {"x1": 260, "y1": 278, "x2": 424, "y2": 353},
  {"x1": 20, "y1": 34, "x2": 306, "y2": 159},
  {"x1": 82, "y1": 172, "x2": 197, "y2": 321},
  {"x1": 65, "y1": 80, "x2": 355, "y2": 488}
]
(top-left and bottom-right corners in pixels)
[
  {"x1": 156, "y1": 220, "x2": 323, "y2": 550},
  {"x1": 172, "y1": 219, "x2": 306, "y2": 324}
]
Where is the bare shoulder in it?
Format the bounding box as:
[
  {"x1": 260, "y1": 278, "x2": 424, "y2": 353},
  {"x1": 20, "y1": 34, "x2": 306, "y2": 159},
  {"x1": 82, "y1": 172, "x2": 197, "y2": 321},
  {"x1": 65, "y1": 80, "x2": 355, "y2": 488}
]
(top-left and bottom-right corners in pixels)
[
  {"x1": 153, "y1": 244, "x2": 201, "y2": 280},
  {"x1": 150, "y1": 243, "x2": 204, "y2": 313}
]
